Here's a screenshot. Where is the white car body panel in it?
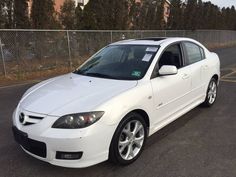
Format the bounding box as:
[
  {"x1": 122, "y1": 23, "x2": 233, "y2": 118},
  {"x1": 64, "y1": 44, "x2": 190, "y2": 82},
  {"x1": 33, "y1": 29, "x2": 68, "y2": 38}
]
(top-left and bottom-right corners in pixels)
[
  {"x1": 12, "y1": 37, "x2": 220, "y2": 168},
  {"x1": 150, "y1": 65, "x2": 192, "y2": 125},
  {"x1": 20, "y1": 73, "x2": 137, "y2": 116}
]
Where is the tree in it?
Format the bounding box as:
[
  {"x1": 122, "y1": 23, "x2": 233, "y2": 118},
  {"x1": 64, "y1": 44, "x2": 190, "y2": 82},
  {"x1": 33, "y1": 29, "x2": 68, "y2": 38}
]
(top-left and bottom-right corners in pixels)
[
  {"x1": 0, "y1": 0, "x2": 14, "y2": 29},
  {"x1": 31, "y1": 0, "x2": 58, "y2": 29},
  {"x1": 128, "y1": 0, "x2": 143, "y2": 29},
  {"x1": 6, "y1": 0, "x2": 14, "y2": 28},
  {"x1": 81, "y1": 0, "x2": 99, "y2": 29},
  {"x1": 82, "y1": 0, "x2": 129, "y2": 30},
  {"x1": 140, "y1": 0, "x2": 165, "y2": 30},
  {"x1": 183, "y1": 0, "x2": 198, "y2": 30},
  {"x1": 111, "y1": 0, "x2": 129, "y2": 29},
  {"x1": 155, "y1": 0, "x2": 166, "y2": 29},
  {"x1": 59, "y1": 0, "x2": 76, "y2": 29},
  {"x1": 135, "y1": 0, "x2": 154, "y2": 30},
  {"x1": 229, "y1": 6, "x2": 236, "y2": 30},
  {"x1": 195, "y1": 0, "x2": 205, "y2": 29},
  {"x1": 13, "y1": 0, "x2": 30, "y2": 28},
  {"x1": 75, "y1": 5, "x2": 83, "y2": 29},
  {"x1": 232, "y1": 6, "x2": 236, "y2": 30},
  {"x1": 145, "y1": 1, "x2": 158, "y2": 29},
  {"x1": 0, "y1": 1, "x2": 8, "y2": 28},
  {"x1": 168, "y1": 0, "x2": 183, "y2": 30}
]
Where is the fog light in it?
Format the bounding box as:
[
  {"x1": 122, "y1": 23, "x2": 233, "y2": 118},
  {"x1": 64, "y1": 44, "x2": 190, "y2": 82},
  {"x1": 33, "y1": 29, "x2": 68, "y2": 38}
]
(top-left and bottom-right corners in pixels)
[{"x1": 56, "y1": 151, "x2": 83, "y2": 160}]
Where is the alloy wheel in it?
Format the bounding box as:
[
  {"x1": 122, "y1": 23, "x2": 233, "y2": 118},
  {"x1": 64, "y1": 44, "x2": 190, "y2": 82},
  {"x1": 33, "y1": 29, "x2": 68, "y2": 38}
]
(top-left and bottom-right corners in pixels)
[
  {"x1": 118, "y1": 120, "x2": 145, "y2": 160},
  {"x1": 208, "y1": 80, "x2": 217, "y2": 104}
]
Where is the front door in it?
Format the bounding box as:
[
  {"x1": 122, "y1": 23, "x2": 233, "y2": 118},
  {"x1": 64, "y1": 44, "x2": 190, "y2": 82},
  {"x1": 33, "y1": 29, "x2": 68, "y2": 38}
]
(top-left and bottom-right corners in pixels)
[{"x1": 150, "y1": 43, "x2": 192, "y2": 125}]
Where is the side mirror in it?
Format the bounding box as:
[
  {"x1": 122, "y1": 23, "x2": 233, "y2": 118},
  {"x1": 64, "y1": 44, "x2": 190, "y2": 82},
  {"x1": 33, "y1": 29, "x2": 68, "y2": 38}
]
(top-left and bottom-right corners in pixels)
[{"x1": 159, "y1": 65, "x2": 178, "y2": 76}]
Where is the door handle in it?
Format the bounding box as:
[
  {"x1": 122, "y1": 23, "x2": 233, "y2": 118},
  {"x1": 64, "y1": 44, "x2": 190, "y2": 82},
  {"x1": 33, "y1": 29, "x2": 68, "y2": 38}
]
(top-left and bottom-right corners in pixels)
[
  {"x1": 182, "y1": 73, "x2": 189, "y2": 80},
  {"x1": 202, "y1": 65, "x2": 209, "y2": 69}
]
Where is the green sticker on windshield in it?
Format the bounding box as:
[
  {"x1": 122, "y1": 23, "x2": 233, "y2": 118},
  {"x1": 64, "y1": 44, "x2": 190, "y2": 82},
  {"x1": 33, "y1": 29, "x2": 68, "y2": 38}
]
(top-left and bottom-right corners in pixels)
[{"x1": 131, "y1": 71, "x2": 141, "y2": 77}]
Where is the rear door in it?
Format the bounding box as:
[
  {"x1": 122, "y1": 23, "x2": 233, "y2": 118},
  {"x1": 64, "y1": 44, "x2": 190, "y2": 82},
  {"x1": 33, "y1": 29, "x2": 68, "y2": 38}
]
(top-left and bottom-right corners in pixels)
[{"x1": 182, "y1": 42, "x2": 208, "y2": 100}]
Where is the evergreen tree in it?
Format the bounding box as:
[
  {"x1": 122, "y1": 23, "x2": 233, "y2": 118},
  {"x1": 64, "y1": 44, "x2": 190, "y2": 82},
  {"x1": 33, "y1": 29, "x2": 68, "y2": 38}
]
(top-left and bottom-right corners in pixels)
[
  {"x1": 13, "y1": 0, "x2": 30, "y2": 28},
  {"x1": 82, "y1": 0, "x2": 129, "y2": 30},
  {"x1": 229, "y1": 6, "x2": 236, "y2": 30},
  {"x1": 75, "y1": 5, "x2": 83, "y2": 29},
  {"x1": 105, "y1": 0, "x2": 129, "y2": 29},
  {"x1": 6, "y1": 0, "x2": 14, "y2": 28},
  {"x1": 1, "y1": 0, "x2": 236, "y2": 30},
  {"x1": 157, "y1": 1, "x2": 166, "y2": 29},
  {"x1": 82, "y1": 0, "x2": 100, "y2": 29},
  {"x1": 129, "y1": 0, "x2": 143, "y2": 30},
  {"x1": 31, "y1": 0, "x2": 58, "y2": 29},
  {"x1": 0, "y1": 0, "x2": 14, "y2": 28},
  {"x1": 59, "y1": 0, "x2": 76, "y2": 29},
  {"x1": 114, "y1": 0, "x2": 129, "y2": 29},
  {"x1": 0, "y1": 1, "x2": 8, "y2": 28},
  {"x1": 168, "y1": 0, "x2": 183, "y2": 30},
  {"x1": 196, "y1": 0, "x2": 204, "y2": 29},
  {"x1": 183, "y1": 0, "x2": 198, "y2": 30},
  {"x1": 135, "y1": 0, "x2": 164, "y2": 30},
  {"x1": 231, "y1": 6, "x2": 236, "y2": 30}
]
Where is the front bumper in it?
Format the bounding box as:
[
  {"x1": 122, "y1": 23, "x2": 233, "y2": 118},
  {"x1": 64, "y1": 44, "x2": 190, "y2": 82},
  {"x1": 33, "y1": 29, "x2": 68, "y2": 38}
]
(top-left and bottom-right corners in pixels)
[{"x1": 12, "y1": 110, "x2": 116, "y2": 168}]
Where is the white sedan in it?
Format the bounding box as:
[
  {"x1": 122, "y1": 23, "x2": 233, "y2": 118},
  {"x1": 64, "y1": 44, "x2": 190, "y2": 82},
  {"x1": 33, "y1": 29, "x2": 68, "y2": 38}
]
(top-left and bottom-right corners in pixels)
[{"x1": 12, "y1": 37, "x2": 220, "y2": 168}]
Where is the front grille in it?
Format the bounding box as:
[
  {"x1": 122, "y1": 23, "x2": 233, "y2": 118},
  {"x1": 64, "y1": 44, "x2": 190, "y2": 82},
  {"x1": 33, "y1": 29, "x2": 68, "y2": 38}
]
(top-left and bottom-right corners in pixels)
[
  {"x1": 12, "y1": 126, "x2": 47, "y2": 158},
  {"x1": 18, "y1": 112, "x2": 45, "y2": 126},
  {"x1": 24, "y1": 122, "x2": 34, "y2": 126},
  {"x1": 28, "y1": 115, "x2": 44, "y2": 120}
]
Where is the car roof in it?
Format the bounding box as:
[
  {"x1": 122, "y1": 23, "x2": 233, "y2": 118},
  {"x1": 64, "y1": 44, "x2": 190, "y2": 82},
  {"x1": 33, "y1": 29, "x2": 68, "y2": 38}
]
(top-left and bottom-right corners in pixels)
[{"x1": 110, "y1": 37, "x2": 194, "y2": 46}]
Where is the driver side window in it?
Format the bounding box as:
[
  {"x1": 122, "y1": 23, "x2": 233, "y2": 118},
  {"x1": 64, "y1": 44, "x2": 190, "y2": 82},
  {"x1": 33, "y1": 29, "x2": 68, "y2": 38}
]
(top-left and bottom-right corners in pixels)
[{"x1": 158, "y1": 44, "x2": 183, "y2": 69}]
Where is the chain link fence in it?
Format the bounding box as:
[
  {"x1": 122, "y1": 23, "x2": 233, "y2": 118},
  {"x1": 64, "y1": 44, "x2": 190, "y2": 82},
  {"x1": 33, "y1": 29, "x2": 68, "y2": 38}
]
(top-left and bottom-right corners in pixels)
[{"x1": 0, "y1": 29, "x2": 236, "y2": 82}]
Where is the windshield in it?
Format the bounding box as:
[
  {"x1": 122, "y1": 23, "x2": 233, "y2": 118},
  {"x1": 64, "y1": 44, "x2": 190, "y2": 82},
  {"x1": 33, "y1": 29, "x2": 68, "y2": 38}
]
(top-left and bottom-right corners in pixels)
[{"x1": 74, "y1": 45, "x2": 159, "y2": 80}]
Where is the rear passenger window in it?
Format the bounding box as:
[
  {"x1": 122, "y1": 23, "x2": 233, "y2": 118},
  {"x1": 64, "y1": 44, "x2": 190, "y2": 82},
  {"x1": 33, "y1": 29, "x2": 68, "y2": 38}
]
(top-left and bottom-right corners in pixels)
[{"x1": 184, "y1": 42, "x2": 203, "y2": 64}]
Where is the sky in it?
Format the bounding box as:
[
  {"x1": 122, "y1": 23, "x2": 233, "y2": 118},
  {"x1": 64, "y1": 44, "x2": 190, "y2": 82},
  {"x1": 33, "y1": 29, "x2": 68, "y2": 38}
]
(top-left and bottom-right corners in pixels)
[{"x1": 203, "y1": 0, "x2": 236, "y2": 8}]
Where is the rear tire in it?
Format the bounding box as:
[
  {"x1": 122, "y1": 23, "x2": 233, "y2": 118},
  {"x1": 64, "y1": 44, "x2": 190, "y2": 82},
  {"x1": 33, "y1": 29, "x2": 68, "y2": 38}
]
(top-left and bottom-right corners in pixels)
[
  {"x1": 202, "y1": 78, "x2": 218, "y2": 107},
  {"x1": 109, "y1": 112, "x2": 147, "y2": 165}
]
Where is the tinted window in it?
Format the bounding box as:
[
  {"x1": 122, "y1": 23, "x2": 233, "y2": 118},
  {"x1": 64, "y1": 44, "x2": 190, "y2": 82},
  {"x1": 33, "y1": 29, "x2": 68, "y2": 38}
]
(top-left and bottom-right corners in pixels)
[
  {"x1": 184, "y1": 42, "x2": 203, "y2": 64},
  {"x1": 74, "y1": 45, "x2": 159, "y2": 80},
  {"x1": 159, "y1": 44, "x2": 183, "y2": 69}
]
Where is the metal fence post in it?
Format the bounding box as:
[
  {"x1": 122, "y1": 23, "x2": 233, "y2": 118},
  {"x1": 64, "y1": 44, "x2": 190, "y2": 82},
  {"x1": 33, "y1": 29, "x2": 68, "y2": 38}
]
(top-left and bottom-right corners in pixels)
[
  {"x1": 110, "y1": 31, "x2": 113, "y2": 43},
  {"x1": 140, "y1": 30, "x2": 143, "y2": 38},
  {"x1": 66, "y1": 30, "x2": 72, "y2": 70},
  {"x1": 0, "y1": 38, "x2": 7, "y2": 77}
]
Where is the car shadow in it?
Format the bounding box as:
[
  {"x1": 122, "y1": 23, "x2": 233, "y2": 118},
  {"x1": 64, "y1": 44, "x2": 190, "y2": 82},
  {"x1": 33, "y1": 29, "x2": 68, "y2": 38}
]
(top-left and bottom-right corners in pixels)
[{"x1": 145, "y1": 106, "x2": 203, "y2": 149}]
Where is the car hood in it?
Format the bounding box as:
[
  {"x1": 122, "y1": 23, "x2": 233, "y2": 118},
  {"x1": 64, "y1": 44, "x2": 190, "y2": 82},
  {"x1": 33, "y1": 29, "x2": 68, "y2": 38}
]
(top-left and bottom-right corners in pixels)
[{"x1": 20, "y1": 73, "x2": 137, "y2": 116}]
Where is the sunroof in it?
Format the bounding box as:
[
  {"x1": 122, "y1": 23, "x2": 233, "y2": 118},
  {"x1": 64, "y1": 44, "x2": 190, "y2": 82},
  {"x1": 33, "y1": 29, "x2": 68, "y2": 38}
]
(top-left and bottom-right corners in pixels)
[{"x1": 136, "y1": 37, "x2": 166, "y2": 41}]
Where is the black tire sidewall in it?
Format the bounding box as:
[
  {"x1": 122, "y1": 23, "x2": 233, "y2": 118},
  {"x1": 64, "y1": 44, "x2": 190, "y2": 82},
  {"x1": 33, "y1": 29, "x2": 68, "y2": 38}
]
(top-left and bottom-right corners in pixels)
[{"x1": 109, "y1": 112, "x2": 147, "y2": 165}]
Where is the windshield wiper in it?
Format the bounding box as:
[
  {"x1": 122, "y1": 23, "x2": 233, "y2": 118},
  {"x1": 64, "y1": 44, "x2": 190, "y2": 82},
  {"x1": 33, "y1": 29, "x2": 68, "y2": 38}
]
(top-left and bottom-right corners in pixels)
[{"x1": 84, "y1": 72, "x2": 117, "y2": 79}]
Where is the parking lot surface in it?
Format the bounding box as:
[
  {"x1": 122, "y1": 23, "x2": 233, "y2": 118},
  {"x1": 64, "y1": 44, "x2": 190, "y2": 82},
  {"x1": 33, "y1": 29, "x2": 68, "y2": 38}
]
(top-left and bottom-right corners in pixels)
[{"x1": 0, "y1": 47, "x2": 236, "y2": 177}]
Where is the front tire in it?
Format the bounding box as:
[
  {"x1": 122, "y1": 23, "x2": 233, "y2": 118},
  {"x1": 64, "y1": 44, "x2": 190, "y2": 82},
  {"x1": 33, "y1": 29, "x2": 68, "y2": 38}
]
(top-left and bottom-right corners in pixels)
[
  {"x1": 109, "y1": 112, "x2": 147, "y2": 165},
  {"x1": 202, "y1": 78, "x2": 218, "y2": 107}
]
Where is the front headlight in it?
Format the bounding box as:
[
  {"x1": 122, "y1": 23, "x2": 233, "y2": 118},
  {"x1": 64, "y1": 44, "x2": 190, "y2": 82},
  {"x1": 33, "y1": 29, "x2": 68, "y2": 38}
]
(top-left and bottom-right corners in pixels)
[{"x1": 52, "y1": 111, "x2": 104, "y2": 129}]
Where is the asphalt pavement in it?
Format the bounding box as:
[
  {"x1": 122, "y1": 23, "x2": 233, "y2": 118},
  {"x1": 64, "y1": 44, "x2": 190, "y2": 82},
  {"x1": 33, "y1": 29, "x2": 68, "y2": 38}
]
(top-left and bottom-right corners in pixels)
[{"x1": 0, "y1": 46, "x2": 236, "y2": 177}]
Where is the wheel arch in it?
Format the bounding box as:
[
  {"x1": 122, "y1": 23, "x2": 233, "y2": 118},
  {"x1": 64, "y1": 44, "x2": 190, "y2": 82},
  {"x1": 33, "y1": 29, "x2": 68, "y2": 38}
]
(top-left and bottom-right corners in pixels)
[
  {"x1": 129, "y1": 109, "x2": 150, "y2": 129},
  {"x1": 212, "y1": 74, "x2": 219, "y2": 85},
  {"x1": 109, "y1": 108, "x2": 150, "y2": 147}
]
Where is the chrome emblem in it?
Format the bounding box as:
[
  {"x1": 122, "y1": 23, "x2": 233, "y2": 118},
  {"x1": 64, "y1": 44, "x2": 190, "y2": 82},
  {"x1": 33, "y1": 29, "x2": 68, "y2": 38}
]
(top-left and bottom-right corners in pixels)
[{"x1": 19, "y1": 113, "x2": 25, "y2": 124}]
